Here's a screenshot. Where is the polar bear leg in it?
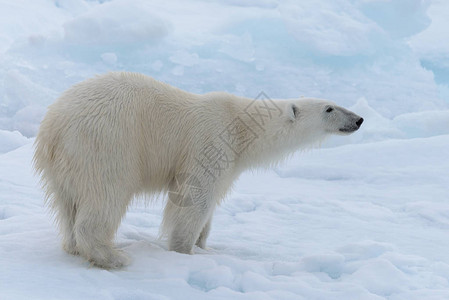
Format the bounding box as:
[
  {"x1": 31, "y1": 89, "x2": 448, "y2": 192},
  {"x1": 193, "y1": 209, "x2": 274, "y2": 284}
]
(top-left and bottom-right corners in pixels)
[
  {"x1": 52, "y1": 190, "x2": 78, "y2": 255},
  {"x1": 195, "y1": 217, "x2": 212, "y2": 249},
  {"x1": 163, "y1": 189, "x2": 215, "y2": 254},
  {"x1": 73, "y1": 189, "x2": 131, "y2": 269}
]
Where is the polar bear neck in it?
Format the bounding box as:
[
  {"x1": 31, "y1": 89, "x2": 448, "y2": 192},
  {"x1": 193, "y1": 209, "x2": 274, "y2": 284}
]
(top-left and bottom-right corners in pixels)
[{"x1": 217, "y1": 95, "x2": 324, "y2": 172}]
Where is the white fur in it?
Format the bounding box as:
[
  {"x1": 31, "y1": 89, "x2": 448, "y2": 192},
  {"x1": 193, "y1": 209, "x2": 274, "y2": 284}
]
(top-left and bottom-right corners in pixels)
[{"x1": 33, "y1": 72, "x2": 362, "y2": 268}]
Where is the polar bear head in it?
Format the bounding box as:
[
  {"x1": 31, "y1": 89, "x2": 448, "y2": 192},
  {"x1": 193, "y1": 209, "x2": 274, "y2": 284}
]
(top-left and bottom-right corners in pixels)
[
  {"x1": 285, "y1": 98, "x2": 362, "y2": 134},
  {"x1": 273, "y1": 98, "x2": 363, "y2": 150}
]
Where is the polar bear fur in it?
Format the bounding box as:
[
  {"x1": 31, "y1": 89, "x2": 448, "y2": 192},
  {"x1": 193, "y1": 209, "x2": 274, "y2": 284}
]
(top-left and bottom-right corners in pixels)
[{"x1": 34, "y1": 72, "x2": 363, "y2": 268}]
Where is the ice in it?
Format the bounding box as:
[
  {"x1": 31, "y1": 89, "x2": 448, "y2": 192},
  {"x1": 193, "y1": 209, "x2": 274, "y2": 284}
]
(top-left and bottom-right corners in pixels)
[
  {"x1": 100, "y1": 52, "x2": 118, "y2": 65},
  {"x1": 1, "y1": 136, "x2": 449, "y2": 300},
  {"x1": 0, "y1": 130, "x2": 30, "y2": 154},
  {"x1": 219, "y1": 32, "x2": 256, "y2": 62},
  {"x1": 279, "y1": 0, "x2": 385, "y2": 56},
  {"x1": 1, "y1": 0, "x2": 449, "y2": 138},
  {"x1": 1, "y1": 0, "x2": 449, "y2": 299},
  {"x1": 358, "y1": 0, "x2": 431, "y2": 39},
  {"x1": 409, "y1": 1, "x2": 449, "y2": 70},
  {"x1": 169, "y1": 50, "x2": 199, "y2": 67},
  {"x1": 63, "y1": 0, "x2": 171, "y2": 46},
  {"x1": 393, "y1": 110, "x2": 449, "y2": 138},
  {"x1": 349, "y1": 259, "x2": 408, "y2": 296}
]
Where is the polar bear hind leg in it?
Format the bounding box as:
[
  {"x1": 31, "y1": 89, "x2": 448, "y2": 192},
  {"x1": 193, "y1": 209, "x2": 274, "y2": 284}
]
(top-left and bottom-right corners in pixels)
[
  {"x1": 50, "y1": 189, "x2": 78, "y2": 255},
  {"x1": 73, "y1": 186, "x2": 131, "y2": 269}
]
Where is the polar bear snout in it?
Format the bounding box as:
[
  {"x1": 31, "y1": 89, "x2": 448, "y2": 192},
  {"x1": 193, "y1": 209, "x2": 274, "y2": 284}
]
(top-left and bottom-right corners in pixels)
[
  {"x1": 330, "y1": 104, "x2": 364, "y2": 135},
  {"x1": 339, "y1": 116, "x2": 363, "y2": 133}
]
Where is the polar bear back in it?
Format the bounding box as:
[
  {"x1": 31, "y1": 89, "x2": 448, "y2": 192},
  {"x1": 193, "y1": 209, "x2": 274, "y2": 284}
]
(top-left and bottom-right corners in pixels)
[{"x1": 34, "y1": 72, "x2": 240, "y2": 195}]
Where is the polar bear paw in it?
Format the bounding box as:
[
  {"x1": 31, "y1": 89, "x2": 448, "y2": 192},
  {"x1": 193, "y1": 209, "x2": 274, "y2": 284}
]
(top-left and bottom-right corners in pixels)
[{"x1": 85, "y1": 247, "x2": 130, "y2": 269}]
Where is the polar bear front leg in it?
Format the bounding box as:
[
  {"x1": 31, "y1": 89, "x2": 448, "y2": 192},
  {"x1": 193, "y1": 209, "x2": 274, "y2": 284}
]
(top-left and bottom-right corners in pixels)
[
  {"x1": 165, "y1": 203, "x2": 215, "y2": 254},
  {"x1": 163, "y1": 179, "x2": 215, "y2": 254},
  {"x1": 195, "y1": 217, "x2": 212, "y2": 249}
]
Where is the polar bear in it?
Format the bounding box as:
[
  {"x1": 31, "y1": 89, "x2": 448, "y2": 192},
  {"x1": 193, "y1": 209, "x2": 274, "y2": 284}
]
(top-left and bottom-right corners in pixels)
[{"x1": 34, "y1": 72, "x2": 363, "y2": 268}]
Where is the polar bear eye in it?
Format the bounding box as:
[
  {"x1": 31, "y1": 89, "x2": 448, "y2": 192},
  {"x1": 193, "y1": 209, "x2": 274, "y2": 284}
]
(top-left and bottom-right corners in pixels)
[
  {"x1": 326, "y1": 107, "x2": 334, "y2": 113},
  {"x1": 292, "y1": 104, "x2": 299, "y2": 118}
]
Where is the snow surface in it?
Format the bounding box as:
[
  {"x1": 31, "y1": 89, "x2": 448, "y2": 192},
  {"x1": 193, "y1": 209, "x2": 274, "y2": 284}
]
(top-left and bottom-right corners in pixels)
[
  {"x1": 1, "y1": 0, "x2": 449, "y2": 299},
  {"x1": 1, "y1": 137, "x2": 449, "y2": 300}
]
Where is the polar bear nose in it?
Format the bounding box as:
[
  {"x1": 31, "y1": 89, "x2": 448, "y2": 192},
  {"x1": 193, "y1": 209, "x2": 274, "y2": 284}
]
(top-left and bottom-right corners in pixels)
[{"x1": 356, "y1": 117, "x2": 364, "y2": 128}]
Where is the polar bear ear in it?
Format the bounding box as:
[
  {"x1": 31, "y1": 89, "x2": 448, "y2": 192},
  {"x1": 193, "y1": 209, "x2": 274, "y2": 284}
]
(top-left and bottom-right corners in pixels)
[{"x1": 287, "y1": 103, "x2": 299, "y2": 121}]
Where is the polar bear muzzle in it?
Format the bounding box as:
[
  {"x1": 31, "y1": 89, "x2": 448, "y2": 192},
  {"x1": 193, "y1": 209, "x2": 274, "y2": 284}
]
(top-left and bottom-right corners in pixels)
[
  {"x1": 322, "y1": 104, "x2": 364, "y2": 135},
  {"x1": 339, "y1": 116, "x2": 364, "y2": 133}
]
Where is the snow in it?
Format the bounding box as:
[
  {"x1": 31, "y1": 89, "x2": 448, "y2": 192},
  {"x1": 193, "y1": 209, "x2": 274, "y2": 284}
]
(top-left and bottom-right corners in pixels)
[
  {"x1": 2, "y1": 137, "x2": 449, "y2": 299},
  {"x1": 1, "y1": 0, "x2": 449, "y2": 299}
]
